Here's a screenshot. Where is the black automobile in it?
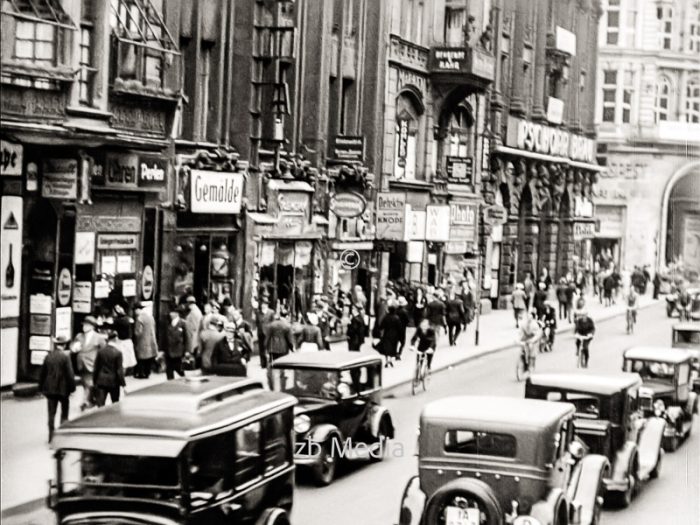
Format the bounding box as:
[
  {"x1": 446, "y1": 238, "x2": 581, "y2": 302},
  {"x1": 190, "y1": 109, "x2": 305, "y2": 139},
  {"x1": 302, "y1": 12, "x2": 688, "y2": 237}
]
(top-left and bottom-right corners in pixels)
[
  {"x1": 526, "y1": 372, "x2": 665, "y2": 508},
  {"x1": 49, "y1": 377, "x2": 296, "y2": 525},
  {"x1": 270, "y1": 351, "x2": 394, "y2": 485}
]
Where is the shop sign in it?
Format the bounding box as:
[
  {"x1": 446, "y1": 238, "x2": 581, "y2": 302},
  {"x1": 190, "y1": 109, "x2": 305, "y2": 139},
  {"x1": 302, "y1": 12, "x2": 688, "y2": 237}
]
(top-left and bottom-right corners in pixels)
[
  {"x1": 330, "y1": 192, "x2": 366, "y2": 218},
  {"x1": 555, "y1": 26, "x2": 577, "y2": 56},
  {"x1": 573, "y1": 222, "x2": 595, "y2": 241},
  {"x1": 1, "y1": 86, "x2": 66, "y2": 120},
  {"x1": 122, "y1": 279, "x2": 136, "y2": 297},
  {"x1": 449, "y1": 202, "x2": 477, "y2": 243},
  {"x1": 104, "y1": 153, "x2": 138, "y2": 189},
  {"x1": 94, "y1": 280, "x2": 111, "y2": 299},
  {"x1": 1, "y1": 196, "x2": 23, "y2": 319},
  {"x1": 376, "y1": 192, "x2": 406, "y2": 241},
  {"x1": 444, "y1": 241, "x2": 468, "y2": 254},
  {"x1": 74, "y1": 232, "x2": 96, "y2": 265},
  {"x1": 111, "y1": 99, "x2": 167, "y2": 136},
  {"x1": 55, "y1": 306, "x2": 72, "y2": 340},
  {"x1": 190, "y1": 170, "x2": 244, "y2": 214},
  {"x1": 72, "y1": 282, "x2": 92, "y2": 314},
  {"x1": 330, "y1": 136, "x2": 365, "y2": 162},
  {"x1": 547, "y1": 97, "x2": 564, "y2": 125},
  {"x1": 57, "y1": 268, "x2": 72, "y2": 306},
  {"x1": 278, "y1": 214, "x2": 305, "y2": 236},
  {"x1": 506, "y1": 116, "x2": 596, "y2": 163},
  {"x1": 406, "y1": 208, "x2": 426, "y2": 241},
  {"x1": 277, "y1": 192, "x2": 310, "y2": 215},
  {"x1": 141, "y1": 265, "x2": 154, "y2": 300},
  {"x1": 425, "y1": 205, "x2": 450, "y2": 242},
  {"x1": 431, "y1": 48, "x2": 467, "y2": 71},
  {"x1": 30, "y1": 314, "x2": 51, "y2": 335},
  {"x1": 97, "y1": 234, "x2": 139, "y2": 250},
  {"x1": 1, "y1": 140, "x2": 22, "y2": 176},
  {"x1": 30, "y1": 294, "x2": 52, "y2": 314},
  {"x1": 340, "y1": 249, "x2": 361, "y2": 270},
  {"x1": 446, "y1": 156, "x2": 473, "y2": 184},
  {"x1": 29, "y1": 335, "x2": 51, "y2": 351},
  {"x1": 406, "y1": 241, "x2": 424, "y2": 263},
  {"x1": 139, "y1": 155, "x2": 167, "y2": 188},
  {"x1": 397, "y1": 119, "x2": 410, "y2": 165},
  {"x1": 77, "y1": 216, "x2": 141, "y2": 233},
  {"x1": 483, "y1": 205, "x2": 508, "y2": 226},
  {"x1": 575, "y1": 197, "x2": 593, "y2": 218},
  {"x1": 42, "y1": 159, "x2": 78, "y2": 199}
]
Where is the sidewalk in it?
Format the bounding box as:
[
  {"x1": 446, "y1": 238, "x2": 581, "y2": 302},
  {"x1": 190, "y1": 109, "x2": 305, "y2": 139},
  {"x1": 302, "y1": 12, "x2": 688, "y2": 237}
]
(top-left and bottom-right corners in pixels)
[{"x1": 0, "y1": 293, "x2": 658, "y2": 516}]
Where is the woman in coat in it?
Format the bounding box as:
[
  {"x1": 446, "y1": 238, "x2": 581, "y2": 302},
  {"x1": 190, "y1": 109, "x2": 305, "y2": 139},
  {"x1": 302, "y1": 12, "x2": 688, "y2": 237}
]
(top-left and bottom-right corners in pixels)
[
  {"x1": 133, "y1": 302, "x2": 158, "y2": 379},
  {"x1": 378, "y1": 305, "x2": 402, "y2": 367}
]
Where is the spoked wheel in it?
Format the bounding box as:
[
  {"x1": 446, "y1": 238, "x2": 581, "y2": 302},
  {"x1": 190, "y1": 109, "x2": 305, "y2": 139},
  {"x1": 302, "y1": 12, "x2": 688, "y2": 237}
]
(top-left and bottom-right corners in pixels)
[
  {"x1": 516, "y1": 355, "x2": 528, "y2": 382},
  {"x1": 421, "y1": 359, "x2": 429, "y2": 392},
  {"x1": 314, "y1": 440, "x2": 337, "y2": 486},
  {"x1": 411, "y1": 360, "x2": 420, "y2": 396},
  {"x1": 255, "y1": 508, "x2": 291, "y2": 525}
]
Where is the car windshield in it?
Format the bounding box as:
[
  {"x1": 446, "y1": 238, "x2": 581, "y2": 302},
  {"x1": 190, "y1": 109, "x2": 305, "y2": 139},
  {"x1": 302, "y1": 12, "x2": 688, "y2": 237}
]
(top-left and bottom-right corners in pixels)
[
  {"x1": 566, "y1": 394, "x2": 601, "y2": 418},
  {"x1": 674, "y1": 330, "x2": 700, "y2": 344},
  {"x1": 271, "y1": 368, "x2": 341, "y2": 400},
  {"x1": 626, "y1": 360, "x2": 675, "y2": 382},
  {"x1": 58, "y1": 450, "x2": 180, "y2": 500}
]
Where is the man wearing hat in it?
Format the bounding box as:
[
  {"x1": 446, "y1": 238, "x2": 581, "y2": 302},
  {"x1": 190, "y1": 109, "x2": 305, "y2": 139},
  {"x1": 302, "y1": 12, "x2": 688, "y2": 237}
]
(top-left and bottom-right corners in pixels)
[
  {"x1": 39, "y1": 336, "x2": 76, "y2": 441},
  {"x1": 199, "y1": 317, "x2": 225, "y2": 373},
  {"x1": 134, "y1": 302, "x2": 158, "y2": 379},
  {"x1": 71, "y1": 315, "x2": 106, "y2": 410},
  {"x1": 164, "y1": 305, "x2": 190, "y2": 379},
  {"x1": 93, "y1": 329, "x2": 126, "y2": 407},
  {"x1": 210, "y1": 322, "x2": 247, "y2": 376},
  {"x1": 184, "y1": 296, "x2": 203, "y2": 356}
]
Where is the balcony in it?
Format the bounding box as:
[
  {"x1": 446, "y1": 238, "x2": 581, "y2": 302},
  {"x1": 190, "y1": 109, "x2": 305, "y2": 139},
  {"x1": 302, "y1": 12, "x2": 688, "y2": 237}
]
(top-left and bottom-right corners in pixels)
[
  {"x1": 389, "y1": 35, "x2": 429, "y2": 73},
  {"x1": 428, "y1": 46, "x2": 495, "y2": 90}
]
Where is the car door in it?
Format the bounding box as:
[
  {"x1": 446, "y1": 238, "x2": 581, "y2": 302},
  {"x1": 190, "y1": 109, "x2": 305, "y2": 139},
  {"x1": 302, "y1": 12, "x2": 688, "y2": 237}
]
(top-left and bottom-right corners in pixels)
[
  {"x1": 677, "y1": 363, "x2": 691, "y2": 403},
  {"x1": 336, "y1": 367, "x2": 372, "y2": 441}
]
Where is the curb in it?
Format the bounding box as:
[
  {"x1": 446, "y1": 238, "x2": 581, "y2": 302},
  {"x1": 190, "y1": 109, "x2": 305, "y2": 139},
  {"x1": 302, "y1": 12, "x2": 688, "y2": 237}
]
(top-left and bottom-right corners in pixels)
[{"x1": 381, "y1": 299, "x2": 660, "y2": 395}]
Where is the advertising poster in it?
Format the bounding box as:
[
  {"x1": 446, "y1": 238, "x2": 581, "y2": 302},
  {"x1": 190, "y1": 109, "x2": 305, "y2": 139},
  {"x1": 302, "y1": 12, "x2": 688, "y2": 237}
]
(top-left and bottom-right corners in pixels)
[
  {"x1": 42, "y1": 158, "x2": 78, "y2": 199},
  {"x1": 1, "y1": 196, "x2": 23, "y2": 319},
  {"x1": 376, "y1": 192, "x2": 406, "y2": 240},
  {"x1": 425, "y1": 205, "x2": 451, "y2": 242},
  {"x1": 72, "y1": 281, "x2": 92, "y2": 313},
  {"x1": 683, "y1": 215, "x2": 700, "y2": 272},
  {"x1": 55, "y1": 306, "x2": 73, "y2": 340}
]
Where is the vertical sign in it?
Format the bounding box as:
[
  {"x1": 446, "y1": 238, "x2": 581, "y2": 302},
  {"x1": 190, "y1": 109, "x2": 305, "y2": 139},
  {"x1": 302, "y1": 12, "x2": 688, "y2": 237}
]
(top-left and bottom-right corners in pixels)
[
  {"x1": 1, "y1": 140, "x2": 23, "y2": 176},
  {"x1": 425, "y1": 205, "x2": 451, "y2": 242},
  {"x1": 1, "y1": 196, "x2": 23, "y2": 318},
  {"x1": 376, "y1": 192, "x2": 406, "y2": 240}
]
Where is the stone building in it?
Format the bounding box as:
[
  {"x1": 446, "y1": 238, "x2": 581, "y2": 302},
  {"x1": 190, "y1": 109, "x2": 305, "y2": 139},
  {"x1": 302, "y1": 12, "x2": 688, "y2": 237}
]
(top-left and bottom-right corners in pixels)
[{"x1": 594, "y1": 0, "x2": 700, "y2": 276}]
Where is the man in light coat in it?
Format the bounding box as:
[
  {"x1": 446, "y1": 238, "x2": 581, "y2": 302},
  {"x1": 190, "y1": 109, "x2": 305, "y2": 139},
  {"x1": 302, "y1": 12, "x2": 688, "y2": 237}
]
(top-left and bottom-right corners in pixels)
[
  {"x1": 71, "y1": 316, "x2": 106, "y2": 410},
  {"x1": 133, "y1": 302, "x2": 158, "y2": 379},
  {"x1": 184, "y1": 296, "x2": 202, "y2": 355}
]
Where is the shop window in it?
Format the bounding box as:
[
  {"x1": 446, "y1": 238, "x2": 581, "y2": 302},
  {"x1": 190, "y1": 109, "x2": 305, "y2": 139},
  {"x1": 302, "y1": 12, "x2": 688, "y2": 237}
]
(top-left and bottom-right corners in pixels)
[
  {"x1": 686, "y1": 78, "x2": 700, "y2": 123},
  {"x1": 394, "y1": 94, "x2": 421, "y2": 181},
  {"x1": 257, "y1": 241, "x2": 314, "y2": 320},
  {"x1": 173, "y1": 236, "x2": 236, "y2": 307}
]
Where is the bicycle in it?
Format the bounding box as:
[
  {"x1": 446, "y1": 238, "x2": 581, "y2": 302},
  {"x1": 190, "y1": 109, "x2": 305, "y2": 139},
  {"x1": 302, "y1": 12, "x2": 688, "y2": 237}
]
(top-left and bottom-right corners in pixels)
[
  {"x1": 626, "y1": 307, "x2": 637, "y2": 334},
  {"x1": 575, "y1": 334, "x2": 593, "y2": 368},
  {"x1": 411, "y1": 347, "x2": 433, "y2": 395},
  {"x1": 515, "y1": 341, "x2": 536, "y2": 382}
]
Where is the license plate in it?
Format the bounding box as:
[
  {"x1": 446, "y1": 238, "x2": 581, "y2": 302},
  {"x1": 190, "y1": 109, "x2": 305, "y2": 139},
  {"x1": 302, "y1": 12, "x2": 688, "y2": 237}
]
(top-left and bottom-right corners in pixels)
[{"x1": 445, "y1": 506, "x2": 480, "y2": 525}]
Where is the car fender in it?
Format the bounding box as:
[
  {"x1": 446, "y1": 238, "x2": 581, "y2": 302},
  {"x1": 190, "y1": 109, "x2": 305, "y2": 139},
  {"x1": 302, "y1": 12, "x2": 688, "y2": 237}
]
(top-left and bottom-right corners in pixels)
[
  {"x1": 611, "y1": 441, "x2": 637, "y2": 485},
  {"x1": 397, "y1": 475, "x2": 426, "y2": 525},
  {"x1": 307, "y1": 424, "x2": 343, "y2": 446},
  {"x1": 369, "y1": 405, "x2": 395, "y2": 439},
  {"x1": 637, "y1": 416, "x2": 665, "y2": 477},
  {"x1": 685, "y1": 392, "x2": 698, "y2": 416},
  {"x1": 568, "y1": 454, "x2": 609, "y2": 525},
  {"x1": 530, "y1": 487, "x2": 565, "y2": 525}
]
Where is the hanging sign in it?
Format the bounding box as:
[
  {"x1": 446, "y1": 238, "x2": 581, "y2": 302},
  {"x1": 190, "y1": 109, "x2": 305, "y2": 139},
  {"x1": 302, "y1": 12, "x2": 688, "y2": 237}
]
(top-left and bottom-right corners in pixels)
[
  {"x1": 573, "y1": 222, "x2": 595, "y2": 241},
  {"x1": 329, "y1": 192, "x2": 367, "y2": 218},
  {"x1": 56, "y1": 268, "x2": 72, "y2": 307},
  {"x1": 1, "y1": 140, "x2": 22, "y2": 176},
  {"x1": 190, "y1": 170, "x2": 244, "y2": 214},
  {"x1": 1, "y1": 196, "x2": 23, "y2": 319},
  {"x1": 483, "y1": 205, "x2": 508, "y2": 226},
  {"x1": 141, "y1": 265, "x2": 154, "y2": 300},
  {"x1": 449, "y1": 202, "x2": 478, "y2": 243}
]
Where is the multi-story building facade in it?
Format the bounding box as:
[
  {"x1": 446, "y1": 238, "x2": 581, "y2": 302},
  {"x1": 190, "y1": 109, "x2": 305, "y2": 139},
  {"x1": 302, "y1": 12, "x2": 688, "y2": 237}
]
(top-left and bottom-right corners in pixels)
[
  {"x1": 594, "y1": 0, "x2": 700, "y2": 276},
  {"x1": 1, "y1": 0, "x2": 181, "y2": 387}
]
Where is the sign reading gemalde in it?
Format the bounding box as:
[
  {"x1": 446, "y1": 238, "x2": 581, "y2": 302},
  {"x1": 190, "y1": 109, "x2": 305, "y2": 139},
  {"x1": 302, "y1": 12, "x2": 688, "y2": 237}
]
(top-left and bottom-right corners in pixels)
[{"x1": 190, "y1": 170, "x2": 244, "y2": 214}]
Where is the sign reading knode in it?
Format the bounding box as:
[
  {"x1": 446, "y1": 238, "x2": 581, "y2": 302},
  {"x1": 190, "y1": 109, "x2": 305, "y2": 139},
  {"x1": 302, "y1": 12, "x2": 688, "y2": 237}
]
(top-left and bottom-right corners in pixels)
[
  {"x1": 190, "y1": 170, "x2": 244, "y2": 214},
  {"x1": 376, "y1": 192, "x2": 406, "y2": 240}
]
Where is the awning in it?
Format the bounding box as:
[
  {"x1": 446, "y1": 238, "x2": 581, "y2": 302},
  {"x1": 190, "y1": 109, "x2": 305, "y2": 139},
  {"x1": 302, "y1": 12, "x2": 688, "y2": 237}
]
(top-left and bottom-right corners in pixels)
[
  {"x1": 494, "y1": 146, "x2": 603, "y2": 172},
  {"x1": 267, "y1": 179, "x2": 315, "y2": 192},
  {"x1": 110, "y1": 0, "x2": 179, "y2": 56},
  {"x1": 3, "y1": 0, "x2": 77, "y2": 30},
  {"x1": 52, "y1": 433, "x2": 187, "y2": 458}
]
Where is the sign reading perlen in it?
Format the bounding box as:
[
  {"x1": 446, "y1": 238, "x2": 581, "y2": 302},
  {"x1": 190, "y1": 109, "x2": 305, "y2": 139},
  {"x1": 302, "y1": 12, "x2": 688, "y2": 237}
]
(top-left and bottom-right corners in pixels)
[
  {"x1": 190, "y1": 170, "x2": 244, "y2": 214},
  {"x1": 376, "y1": 192, "x2": 406, "y2": 241},
  {"x1": 138, "y1": 156, "x2": 167, "y2": 188},
  {"x1": 425, "y1": 205, "x2": 451, "y2": 242}
]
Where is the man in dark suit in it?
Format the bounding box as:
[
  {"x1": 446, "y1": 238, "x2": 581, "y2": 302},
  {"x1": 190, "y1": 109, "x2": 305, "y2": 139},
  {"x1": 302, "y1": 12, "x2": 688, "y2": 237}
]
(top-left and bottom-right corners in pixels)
[
  {"x1": 425, "y1": 293, "x2": 447, "y2": 335},
  {"x1": 39, "y1": 336, "x2": 76, "y2": 442},
  {"x1": 210, "y1": 322, "x2": 247, "y2": 376},
  {"x1": 255, "y1": 302, "x2": 275, "y2": 368},
  {"x1": 165, "y1": 305, "x2": 189, "y2": 379},
  {"x1": 93, "y1": 329, "x2": 126, "y2": 407},
  {"x1": 265, "y1": 310, "x2": 295, "y2": 366}
]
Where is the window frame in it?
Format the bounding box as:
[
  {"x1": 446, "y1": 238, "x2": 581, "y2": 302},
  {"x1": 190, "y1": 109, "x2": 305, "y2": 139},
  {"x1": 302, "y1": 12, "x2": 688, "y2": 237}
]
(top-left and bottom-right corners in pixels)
[
  {"x1": 655, "y1": 76, "x2": 672, "y2": 123},
  {"x1": 14, "y1": 19, "x2": 57, "y2": 67},
  {"x1": 601, "y1": 69, "x2": 617, "y2": 123},
  {"x1": 686, "y1": 78, "x2": 700, "y2": 123}
]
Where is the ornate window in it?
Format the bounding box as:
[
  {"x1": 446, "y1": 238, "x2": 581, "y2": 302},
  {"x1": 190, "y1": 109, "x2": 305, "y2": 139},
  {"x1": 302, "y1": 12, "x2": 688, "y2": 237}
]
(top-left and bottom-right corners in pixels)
[
  {"x1": 655, "y1": 76, "x2": 672, "y2": 122},
  {"x1": 605, "y1": 0, "x2": 620, "y2": 45},
  {"x1": 686, "y1": 78, "x2": 700, "y2": 123}
]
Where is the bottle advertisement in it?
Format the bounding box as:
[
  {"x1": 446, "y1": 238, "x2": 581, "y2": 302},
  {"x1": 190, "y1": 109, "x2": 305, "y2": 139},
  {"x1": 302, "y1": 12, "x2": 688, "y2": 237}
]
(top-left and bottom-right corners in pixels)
[{"x1": 1, "y1": 196, "x2": 22, "y2": 319}]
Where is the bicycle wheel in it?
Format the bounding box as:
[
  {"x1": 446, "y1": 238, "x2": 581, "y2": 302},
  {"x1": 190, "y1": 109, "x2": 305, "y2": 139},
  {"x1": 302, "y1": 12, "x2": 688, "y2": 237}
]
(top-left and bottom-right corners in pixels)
[
  {"x1": 516, "y1": 354, "x2": 526, "y2": 382},
  {"x1": 411, "y1": 357, "x2": 421, "y2": 396},
  {"x1": 420, "y1": 359, "x2": 428, "y2": 392}
]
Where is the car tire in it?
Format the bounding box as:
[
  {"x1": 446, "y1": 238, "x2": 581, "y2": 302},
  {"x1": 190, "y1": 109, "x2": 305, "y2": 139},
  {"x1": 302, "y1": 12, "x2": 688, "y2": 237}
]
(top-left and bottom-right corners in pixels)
[
  {"x1": 371, "y1": 418, "x2": 391, "y2": 463},
  {"x1": 314, "y1": 440, "x2": 337, "y2": 486},
  {"x1": 650, "y1": 448, "x2": 664, "y2": 479},
  {"x1": 423, "y1": 480, "x2": 503, "y2": 525},
  {"x1": 255, "y1": 508, "x2": 291, "y2": 525},
  {"x1": 664, "y1": 434, "x2": 680, "y2": 452},
  {"x1": 619, "y1": 472, "x2": 638, "y2": 508}
]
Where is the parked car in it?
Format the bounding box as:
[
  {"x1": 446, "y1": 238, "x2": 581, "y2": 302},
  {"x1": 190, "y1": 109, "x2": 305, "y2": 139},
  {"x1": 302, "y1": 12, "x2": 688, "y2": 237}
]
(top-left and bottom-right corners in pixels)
[
  {"x1": 623, "y1": 346, "x2": 699, "y2": 451},
  {"x1": 270, "y1": 351, "x2": 394, "y2": 486},
  {"x1": 525, "y1": 372, "x2": 665, "y2": 507},
  {"x1": 671, "y1": 323, "x2": 700, "y2": 392},
  {"x1": 396, "y1": 396, "x2": 609, "y2": 525},
  {"x1": 49, "y1": 376, "x2": 297, "y2": 525}
]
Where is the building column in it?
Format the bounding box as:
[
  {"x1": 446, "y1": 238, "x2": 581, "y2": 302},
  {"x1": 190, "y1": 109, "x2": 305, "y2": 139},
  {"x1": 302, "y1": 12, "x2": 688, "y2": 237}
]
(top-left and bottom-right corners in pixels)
[{"x1": 531, "y1": 0, "x2": 549, "y2": 121}]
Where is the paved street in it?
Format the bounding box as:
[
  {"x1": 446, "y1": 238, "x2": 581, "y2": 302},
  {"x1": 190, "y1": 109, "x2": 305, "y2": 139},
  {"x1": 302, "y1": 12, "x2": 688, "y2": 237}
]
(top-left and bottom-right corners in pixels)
[{"x1": 4, "y1": 302, "x2": 698, "y2": 524}]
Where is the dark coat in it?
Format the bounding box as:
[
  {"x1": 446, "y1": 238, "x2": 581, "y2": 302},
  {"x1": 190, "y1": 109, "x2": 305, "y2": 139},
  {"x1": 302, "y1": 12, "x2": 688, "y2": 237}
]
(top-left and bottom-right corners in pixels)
[
  {"x1": 533, "y1": 290, "x2": 548, "y2": 314},
  {"x1": 410, "y1": 327, "x2": 437, "y2": 352},
  {"x1": 378, "y1": 312, "x2": 403, "y2": 357},
  {"x1": 210, "y1": 338, "x2": 247, "y2": 376},
  {"x1": 93, "y1": 343, "x2": 126, "y2": 389},
  {"x1": 396, "y1": 307, "x2": 410, "y2": 333},
  {"x1": 445, "y1": 299, "x2": 466, "y2": 324},
  {"x1": 39, "y1": 349, "x2": 76, "y2": 397},
  {"x1": 346, "y1": 315, "x2": 366, "y2": 351},
  {"x1": 296, "y1": 325, "x2": 324, "y2": 349},
  {"x1": 266, "y1": 319, "x2": 295, "y2": 356},
  {"x1": 165, "y1": 318, "x2": 189, "y2": 358},
  {"x1": 425, "y1": 299, "x2": 446, "y2": 327},
  {"x1": 556, "y1": 284, "x2": 568, "y2": 303}
]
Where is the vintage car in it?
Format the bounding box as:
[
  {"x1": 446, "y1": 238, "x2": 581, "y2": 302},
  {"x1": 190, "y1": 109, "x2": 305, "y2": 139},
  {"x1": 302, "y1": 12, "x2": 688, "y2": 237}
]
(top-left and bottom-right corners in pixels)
[
  {"x1": 672, "y1": 322, "x2": 700, "y2": 392},
  {"x1": 49, "y1": 376, "x2": 297, "y2": 525},
  {"x1": 270, "y1": 351, "x2": 394, "y2": 486},
  {"x1": 623, "y1": 346, "x2": 699, "y2": 451},
  {"x1": 525, "y1": 372, "x2": 665, "y2": 507},
  {"x1": 397, "y1": 396, "x2": 609, "y2": 525}
]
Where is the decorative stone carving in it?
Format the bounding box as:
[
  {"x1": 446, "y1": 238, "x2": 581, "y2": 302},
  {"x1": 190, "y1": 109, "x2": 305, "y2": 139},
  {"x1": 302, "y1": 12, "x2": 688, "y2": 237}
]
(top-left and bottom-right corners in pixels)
[
  {"x1": 535, "y1": 163, "x2": 551, "y2": 214},
  {"x1": 550, "y1": 164, "x2": 567, "y2": 214},
  {"x1": 509, "y1": 160, "x2": 525, "y2": 214}
]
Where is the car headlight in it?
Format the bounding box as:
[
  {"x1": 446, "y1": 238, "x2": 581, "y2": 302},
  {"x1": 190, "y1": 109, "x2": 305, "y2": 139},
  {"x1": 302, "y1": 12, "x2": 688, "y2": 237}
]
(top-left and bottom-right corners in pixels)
[
  {"x1": 513, "y1": 516, "x2": 542, "y2": 525},
  {"x1": 653, "y1": 399, "x2": 666, "y2": 417},
  {"x1": 294, "y1": 414, "x2": 311, "y2": 434}
]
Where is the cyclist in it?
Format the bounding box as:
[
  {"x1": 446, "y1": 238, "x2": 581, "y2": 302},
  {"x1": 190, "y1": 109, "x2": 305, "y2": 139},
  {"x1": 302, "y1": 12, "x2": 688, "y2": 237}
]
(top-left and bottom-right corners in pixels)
[
  {"x1": 541, "y1": 301, "x2": 557, "y2": 351},
  {"x1": 574, "y1": 308, "x2": 595, "y2": 368},
  {"x1": 518, "y1": 309, "x2": 542, "y2": 372},
  {"x1": 626, "y1": 287, "x2": 638, "y2": 333},
  {"x1": 410, "y1": 318, "x2": 437, "y2": 372}
]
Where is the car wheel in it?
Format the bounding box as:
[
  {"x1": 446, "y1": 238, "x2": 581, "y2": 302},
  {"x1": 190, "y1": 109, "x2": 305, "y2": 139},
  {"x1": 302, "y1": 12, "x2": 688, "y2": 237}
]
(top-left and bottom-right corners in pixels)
[
  {"x1": 620, "y1": 473, "x2": 637, "y2": 508},
  {"x1": 664, "y1": 434, "x2": 679, "y2": 452},
  {"x1": 255, "y1": 508, "x2": 291, "y2": 525},
  {"x1": 424, "y1": 488, "x2": 502, "y2": 525},
  {"x1": 650, "y1": 448, "x2": 664, "y2": 479},
  {"x1": 314, "y1": 440, "x2": 337, "y2": 486},
  {"x1": 371, "y1": 418, "x2": 391, "y2": 463}
]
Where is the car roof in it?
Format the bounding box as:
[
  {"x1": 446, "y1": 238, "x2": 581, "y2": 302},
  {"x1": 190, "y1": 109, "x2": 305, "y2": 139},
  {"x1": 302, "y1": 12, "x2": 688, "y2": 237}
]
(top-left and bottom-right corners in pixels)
[
  {"x1": 528, "y1": 372, "x2": 642, "y2": 395},
  {"x1": 271, "y1": 351, "x2": 382, "y2": 369},
  {"x1": 53, "y1": 376, "x2": 296, "y2": 447},
  {"x1": 673, "y1": 323, "x2": 700, "y2": 332},
  {"x1": 421, "y1": 395, "x2": 574, "y2": 430},
  {"x1": 623, "y1": 346, "x2": 691, "y2": 363}
]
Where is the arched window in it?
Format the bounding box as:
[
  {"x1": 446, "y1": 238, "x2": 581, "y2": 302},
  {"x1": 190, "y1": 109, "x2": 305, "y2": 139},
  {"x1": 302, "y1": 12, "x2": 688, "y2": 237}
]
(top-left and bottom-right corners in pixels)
[
  {"x1": 447, "y1": 103, "x2": 474, "y2": 158},
  {"x1": 394, "y1": 90, "x2": 423, "y2": 180},
  {"x1": 655, "y1": 76, "x2": 672, "y2": 122},
  {"x1": 686, "y1": 78, "x2": 700, "y2": 123}
]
